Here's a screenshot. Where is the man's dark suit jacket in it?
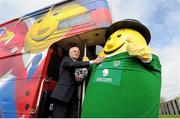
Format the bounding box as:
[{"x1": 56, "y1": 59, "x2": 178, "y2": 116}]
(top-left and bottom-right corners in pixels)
[{"x1": 51, "y1": 56, "x2": 90, "y2": 102}]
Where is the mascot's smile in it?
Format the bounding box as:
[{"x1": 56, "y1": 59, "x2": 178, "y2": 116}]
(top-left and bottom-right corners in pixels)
[{"x1": 104, "y1": 42, "x2": 125, "y2": 55}]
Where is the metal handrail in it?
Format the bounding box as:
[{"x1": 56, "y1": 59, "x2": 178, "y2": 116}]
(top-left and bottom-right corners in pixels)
[{"x1": 30, "y1": 77, "x2": 46, "y2": 115}]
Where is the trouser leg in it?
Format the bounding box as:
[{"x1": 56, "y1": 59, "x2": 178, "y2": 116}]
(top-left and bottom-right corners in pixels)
[
  {"x1": 52, "y1": 99, "x2": 68, "y2": 118},
  {"x1": 67, "y1": 96, "x2": 79, "y2": 118}
]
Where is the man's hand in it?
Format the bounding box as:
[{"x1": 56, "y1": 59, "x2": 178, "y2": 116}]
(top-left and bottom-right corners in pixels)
[
  {"x1": 75, "y1": 76, "x2": 83, "y2": 82},
  {"x1": 126, "y1": 37, "x2": 152, "y2": 63},
  {"x1": 93, "y1": 56, "x2": 105, "y2": 64}
]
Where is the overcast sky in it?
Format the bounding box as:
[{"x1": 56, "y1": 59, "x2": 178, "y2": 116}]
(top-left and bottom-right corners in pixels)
[{"x1": 0, "y1": 0, "x2": 180, "y2": 102}]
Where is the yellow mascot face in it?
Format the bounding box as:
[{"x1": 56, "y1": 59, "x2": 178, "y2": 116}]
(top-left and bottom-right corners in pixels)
[
  {"x1": 100, "y1": 28, "x2": 147, "y2": 57},
  {"x1": 25, "y1": 4, "x2": 87, "y2": 53}
]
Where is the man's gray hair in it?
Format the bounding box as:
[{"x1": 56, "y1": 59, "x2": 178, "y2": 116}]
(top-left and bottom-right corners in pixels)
[{"x1": 69, "y1": 47, "x2": 79, "y2": 56}]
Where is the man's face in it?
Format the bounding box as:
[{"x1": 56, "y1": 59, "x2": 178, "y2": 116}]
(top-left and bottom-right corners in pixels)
[{"x1": 69, "y1": 47, "x2": 80, "y2": 60}]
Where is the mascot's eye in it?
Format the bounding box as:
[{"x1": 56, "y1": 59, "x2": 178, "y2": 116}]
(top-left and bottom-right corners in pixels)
[
  {"x1": 37, "y1": 19, "x2": 43, "y2": 23},
  {"x1": 117, "y1": 34, "x2": 121, "y2": 37}
]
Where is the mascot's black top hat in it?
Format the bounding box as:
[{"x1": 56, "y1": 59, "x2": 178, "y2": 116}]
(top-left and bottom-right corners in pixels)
[{"x1": 105, "y1": 19, "x2": 151, "y2": 44}]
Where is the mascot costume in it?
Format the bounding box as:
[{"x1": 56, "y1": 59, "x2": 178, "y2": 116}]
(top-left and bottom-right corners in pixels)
[{"x1": 81, "y1": 19, "x2": 161, "y2": 118}]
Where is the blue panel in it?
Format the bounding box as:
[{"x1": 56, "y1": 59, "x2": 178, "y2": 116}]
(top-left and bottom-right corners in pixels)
[
  {"x1": 28, "y1": 53, "x2": 42, "y2": 80},
  {"x1": 0, "y1": 77, "x2": 17, "y2": 118},
  {"x1": 79, "y1": 0, "x2": 109, "y2": 11}
]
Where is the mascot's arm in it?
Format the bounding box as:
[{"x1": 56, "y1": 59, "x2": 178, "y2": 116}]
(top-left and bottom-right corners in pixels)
[{"x1": 126, "y1": 38, "x2": 152, "y2": 63}]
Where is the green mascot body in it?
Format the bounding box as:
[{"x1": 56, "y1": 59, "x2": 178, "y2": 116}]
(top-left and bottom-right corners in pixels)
[{"x1": 81, "y1": 52, "x2": 161, "y2": 118}]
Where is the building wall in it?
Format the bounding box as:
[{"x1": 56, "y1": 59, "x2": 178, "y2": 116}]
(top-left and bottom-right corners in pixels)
[{"x1": 160, "y1": 97, "x2": 180, "y2": 115}]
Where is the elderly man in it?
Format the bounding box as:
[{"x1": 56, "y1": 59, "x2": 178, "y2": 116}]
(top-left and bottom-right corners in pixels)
[{"x1": 51, "y1": 47, "x2": 104, "y2": 118}]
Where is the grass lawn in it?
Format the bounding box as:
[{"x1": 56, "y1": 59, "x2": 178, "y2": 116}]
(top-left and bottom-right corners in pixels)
[{"x1": 159, "y1": 115, "x2": 180, "y2": 118}]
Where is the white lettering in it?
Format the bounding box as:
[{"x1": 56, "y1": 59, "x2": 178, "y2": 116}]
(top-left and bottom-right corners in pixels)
[{"x1": 96, "y1": 77, "x2": 112, "y2": 83}]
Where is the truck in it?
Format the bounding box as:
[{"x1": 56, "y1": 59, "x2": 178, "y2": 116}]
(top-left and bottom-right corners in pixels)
[{"x1": 0, "y1": 0, "x2": 112, "y2": 117}]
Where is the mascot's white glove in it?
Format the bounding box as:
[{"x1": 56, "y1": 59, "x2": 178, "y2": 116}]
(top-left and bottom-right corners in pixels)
[{"x1": 126, "y1": 37, "x2": 152, "y2": 63}]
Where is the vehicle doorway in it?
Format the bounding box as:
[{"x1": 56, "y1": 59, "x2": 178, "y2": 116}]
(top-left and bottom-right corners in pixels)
[{"x1": 37, "y1": 29, "x2": 106, "y2": 117}]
